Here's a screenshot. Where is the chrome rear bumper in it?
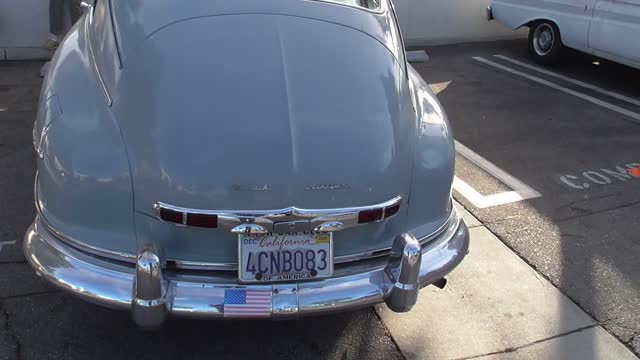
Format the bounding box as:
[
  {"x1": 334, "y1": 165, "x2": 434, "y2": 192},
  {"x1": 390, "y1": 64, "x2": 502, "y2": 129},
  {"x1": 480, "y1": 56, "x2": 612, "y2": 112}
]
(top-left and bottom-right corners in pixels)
[{"x1": 24, "y1": 210, "x2": 469, "y2": 327}]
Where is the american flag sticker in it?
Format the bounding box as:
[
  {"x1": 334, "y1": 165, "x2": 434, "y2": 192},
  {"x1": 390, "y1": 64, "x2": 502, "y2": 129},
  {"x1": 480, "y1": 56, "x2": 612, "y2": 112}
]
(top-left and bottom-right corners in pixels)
[{"x1": 223, "y1": 289, "x2": 272, "y2": 318}]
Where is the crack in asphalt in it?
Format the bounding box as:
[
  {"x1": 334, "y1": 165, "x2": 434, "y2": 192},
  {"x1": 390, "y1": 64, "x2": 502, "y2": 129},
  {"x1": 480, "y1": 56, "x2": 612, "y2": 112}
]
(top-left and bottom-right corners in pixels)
[
  {"x1": 372, "y1": 307, "x2": 407, "y2": 360},
  {"x1": 558, "y1": 192, "x2": 622, "y2": 209},
  {"x1": 475, "y1": 199, "x2": 640, "y2": 229},
  {"x1": 1, "y1": 301, "x2": 21, "y2": 360},
  {"x1": 597, "y1": 322, "x2": 640, "y2": 355},
  {"x1": 599, "y1": 320, "x2": 640, "y2": 334},
  {"x1": 0, "y1": 290, "x2": 60, "y2": 301},
  {"x1": 555, "y1": 199, "x2": 640, "y2": 224},
  {"x1": 452, "y1": 325, "x2": 599, "y2": 360},
  {"x1": 0, "y1": 261, "x2": 27, "y2": 265}
]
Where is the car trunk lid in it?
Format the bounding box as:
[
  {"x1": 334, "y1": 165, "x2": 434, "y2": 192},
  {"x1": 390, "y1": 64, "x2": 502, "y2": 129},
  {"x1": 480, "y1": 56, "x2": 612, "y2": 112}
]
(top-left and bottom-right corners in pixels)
[{"x1": 114, "y1": 15, "x2": 415, "y2": 263}]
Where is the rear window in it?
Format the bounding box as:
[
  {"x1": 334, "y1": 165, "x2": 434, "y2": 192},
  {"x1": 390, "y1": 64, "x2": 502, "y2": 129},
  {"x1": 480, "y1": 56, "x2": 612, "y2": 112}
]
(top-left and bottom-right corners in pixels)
[{"x1": 317, "y1": 0, "x2": 381, "y2": 11}]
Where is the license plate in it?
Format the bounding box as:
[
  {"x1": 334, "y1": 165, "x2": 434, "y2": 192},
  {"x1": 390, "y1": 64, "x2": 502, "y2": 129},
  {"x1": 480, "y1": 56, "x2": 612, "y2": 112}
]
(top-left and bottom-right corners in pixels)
[{"x1": 238, "y1": 232, "x2": 333, "y2": 283}]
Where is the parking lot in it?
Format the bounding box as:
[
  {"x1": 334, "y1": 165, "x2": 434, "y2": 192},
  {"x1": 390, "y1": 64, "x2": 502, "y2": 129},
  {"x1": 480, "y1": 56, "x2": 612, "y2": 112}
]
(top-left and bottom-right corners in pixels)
[
  {"x1": 417, "y1": 40, "x2": 640, "y2": 354},
  {"x1": 1, "y1": 40, "x2": 639, "y2": 359}
]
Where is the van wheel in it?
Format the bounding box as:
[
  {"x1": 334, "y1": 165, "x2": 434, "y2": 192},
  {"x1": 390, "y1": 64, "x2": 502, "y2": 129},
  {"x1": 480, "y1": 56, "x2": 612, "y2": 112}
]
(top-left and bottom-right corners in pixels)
[{"x1": 528, "y1": 21, "x2": 563, "y2": 66}]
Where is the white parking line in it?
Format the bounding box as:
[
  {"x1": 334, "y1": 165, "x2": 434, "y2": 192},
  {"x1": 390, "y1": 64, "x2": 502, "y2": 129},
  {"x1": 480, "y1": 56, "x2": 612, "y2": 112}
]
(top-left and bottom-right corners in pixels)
[
  {"x1": 493, "y1": 54, "x2": 640, "y2": 108},
  {"x1": 472, "y1": 56, "x2": 640, "y2": 123},
  {"x1": 453, "y1": 141, "x2": 541, "y2": 208},
  {"x1": 0, "y1": 240, "x2": 16, "y2": 253}
]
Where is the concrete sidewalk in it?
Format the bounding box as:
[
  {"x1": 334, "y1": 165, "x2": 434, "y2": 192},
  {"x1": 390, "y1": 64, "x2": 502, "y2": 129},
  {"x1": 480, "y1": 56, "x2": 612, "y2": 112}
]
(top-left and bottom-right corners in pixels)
[{"x1": 376, "y1": 203, "x2": 638, "y2": 360}]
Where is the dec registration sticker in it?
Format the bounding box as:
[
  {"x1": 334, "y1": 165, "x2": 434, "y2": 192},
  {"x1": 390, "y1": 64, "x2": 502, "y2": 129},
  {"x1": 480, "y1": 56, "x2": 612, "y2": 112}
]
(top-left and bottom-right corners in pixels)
[{"x1": 238, "y1": 232, "x2": 333, "y2": 283}]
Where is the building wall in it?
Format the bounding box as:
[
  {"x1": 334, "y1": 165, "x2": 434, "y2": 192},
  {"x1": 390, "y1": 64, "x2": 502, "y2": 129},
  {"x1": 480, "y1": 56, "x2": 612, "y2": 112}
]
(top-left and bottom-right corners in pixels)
[
  {"x1": 394, "y1": 0, "x2": 526, "y2": 47},
  {"x1": 0, "y1": 0, "x2": 525, "y2": 60},
  {"x1": 0, "y1": 0, "x2": 55, "y2": 59}
]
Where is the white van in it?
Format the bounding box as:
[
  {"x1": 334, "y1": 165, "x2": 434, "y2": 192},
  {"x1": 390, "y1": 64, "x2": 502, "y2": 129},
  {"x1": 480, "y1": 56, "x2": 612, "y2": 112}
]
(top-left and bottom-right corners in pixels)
[{"x1": 487, "y1": 0, "x2": 640, "y2": 69}]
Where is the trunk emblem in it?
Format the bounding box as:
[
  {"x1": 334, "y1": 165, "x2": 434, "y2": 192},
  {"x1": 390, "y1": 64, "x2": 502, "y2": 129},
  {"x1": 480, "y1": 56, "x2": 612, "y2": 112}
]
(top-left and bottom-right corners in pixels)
[
  {"x1": 232, "y1": 184, "x2": 272, "y2": 192},
  {"x1": 304, "y1": 184, "x2": 351, "y2": 191}
]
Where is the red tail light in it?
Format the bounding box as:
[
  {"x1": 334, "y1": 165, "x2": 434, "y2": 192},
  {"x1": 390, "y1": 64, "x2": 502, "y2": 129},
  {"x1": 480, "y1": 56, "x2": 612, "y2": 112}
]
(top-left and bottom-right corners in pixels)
[
  {"x1": 358, "y1": 208, "x2": 384, "y2": 223},
  {"x1": 159, "y1": 208, "x2": 183, "y2": 224},
  {"x1": 186, "y1": 213, "x2": 218, "y2": 228},
  {"x1": 384, "y1": 203, "x2": 401, "y2": 218}
]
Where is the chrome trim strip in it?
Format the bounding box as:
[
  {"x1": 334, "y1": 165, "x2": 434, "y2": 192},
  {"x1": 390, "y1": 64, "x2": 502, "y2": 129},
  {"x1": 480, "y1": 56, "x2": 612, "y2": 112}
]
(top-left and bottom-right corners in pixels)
[
  {"x1": 39, "y1": 214, "x2": 138, "y2": 263},
  {"x1": 168, "y1": 206, "x2": 459, "y2": 271},
  {"x1": 153, "y1": 196, "x2": 402, "y2": 233},
  {"x1": 328, "y1": 206, "x2": 460, "y2": 264},
  {"x1": 35, "y1": 170, "x2": 455, "y2": 271},
  {"x1": 312, "y1": 0, "x2": 385, "y2": 15},
  {"x1": 35, "y1": 205, "x2": 456, "y2": 272},
  {"x1": 107, "y1": 0, "x2": 123, "y2": 69},
  {"x1": 85, "y1": 17, "x2": 113, "y2": 106},
  {"x1": 154, "y1": 196, "x2": 402, "y2": 218},
  {"x1": 231, "y1": 223, "x2": 268, "y2": 235},
  {"x1": 314, "y1": 221, "x2": 344, "y2": 233},
  {"x1": 36, "y1": 123, "x2": 52, "y2": 159},
  {"x1": 166, "y1": 260, "x2": 237, "y2": 271},
  {"x1": 418, "y1": 207, "x2": 460, "y2": 244}
]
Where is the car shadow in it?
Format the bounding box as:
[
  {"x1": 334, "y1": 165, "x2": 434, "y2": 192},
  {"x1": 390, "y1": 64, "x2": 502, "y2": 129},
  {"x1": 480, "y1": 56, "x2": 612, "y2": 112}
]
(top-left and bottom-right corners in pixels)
[{"x1": 2, "y1": 291, "x2": 400, "y2": 360}]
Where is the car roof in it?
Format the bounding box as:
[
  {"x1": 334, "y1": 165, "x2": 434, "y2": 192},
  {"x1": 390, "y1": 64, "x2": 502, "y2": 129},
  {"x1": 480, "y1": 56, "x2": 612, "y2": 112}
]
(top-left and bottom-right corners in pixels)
[{"x1": 109, "y1": 0, "x2": 401, "y2": 64}]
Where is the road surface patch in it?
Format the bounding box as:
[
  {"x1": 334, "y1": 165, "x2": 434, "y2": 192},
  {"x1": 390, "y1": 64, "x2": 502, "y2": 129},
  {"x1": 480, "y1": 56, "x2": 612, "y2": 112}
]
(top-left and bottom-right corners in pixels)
[
  {"x1": 493, "y1": 55, "x2": 640, "y2": 108},
  {"x1": 453, "y1": 141, "x2": 541, "y2": 208},
  {"x1": 472, "y1": 56, "x2": 640, "y2": 124},
  {"x1": 0, "y1": 240, "x2": 16, "y2": 254}
]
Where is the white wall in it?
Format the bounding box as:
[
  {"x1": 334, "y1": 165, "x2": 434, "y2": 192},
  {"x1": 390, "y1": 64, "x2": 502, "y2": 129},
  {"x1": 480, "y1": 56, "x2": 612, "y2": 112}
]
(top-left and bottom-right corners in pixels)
[
  {"x1": 394, "y1": 0, "x2": 526, "y2": 47},
  {"x1": 0, "y1": 0, "x2": 55, "y2": 59},
  {"x1": 0, "y1": 0, "x2": 525, "y2": 60}
]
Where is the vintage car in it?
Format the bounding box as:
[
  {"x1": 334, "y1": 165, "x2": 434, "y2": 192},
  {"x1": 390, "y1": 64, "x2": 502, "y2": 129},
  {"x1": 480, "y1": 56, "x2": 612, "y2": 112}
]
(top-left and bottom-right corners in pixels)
[
  {"x1": 26, "y1": 0, "x2": 469, "y2": 327},
  {"x1": 486, "y1": 0, "x2": 640, "y2": 69}
]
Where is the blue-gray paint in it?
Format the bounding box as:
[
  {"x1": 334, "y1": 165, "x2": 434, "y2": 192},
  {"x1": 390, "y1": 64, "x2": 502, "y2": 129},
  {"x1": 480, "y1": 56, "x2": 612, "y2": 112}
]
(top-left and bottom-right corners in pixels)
[{"x1": 34, "y1": 0, "x2": 455, "y2": 263}]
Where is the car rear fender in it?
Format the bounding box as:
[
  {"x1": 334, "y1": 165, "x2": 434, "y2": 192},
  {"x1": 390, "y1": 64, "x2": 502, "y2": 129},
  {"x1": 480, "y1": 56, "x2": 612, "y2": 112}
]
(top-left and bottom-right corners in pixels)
[
  {"x1": 405, "y1": 65, "x2": 456, "y2": 239},
  {"x1": 34, "y1": 16, "x2": 136, "y2": 258}
]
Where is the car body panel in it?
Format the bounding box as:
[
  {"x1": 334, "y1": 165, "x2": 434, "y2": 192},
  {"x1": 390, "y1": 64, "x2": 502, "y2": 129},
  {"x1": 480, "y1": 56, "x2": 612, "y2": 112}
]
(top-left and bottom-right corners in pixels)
[
  {"x1": 27, "y1": 0, "x2": 469, "y2": 323},
  {"x1": 33, "y1": 0, "x2": 456, "y2": 268},
  {"x1": 114, "y1": 14, "x2": 454, "y2": 263},
  {"x1": 87, "y1": 0, "x2": 122, "y2": 101},
  {"x1": 117, "y1": 15, "x2": 413, "y2": 214},
  {"x1": 405, "y1": 66, "x2": 455, "y2": 239},
  {"x1": 490, "y1": 0, "x2": 640, "y2": 69},
  {"x1": 491, "y1": 0, "x2": 595, "y2": 51},
  {"x1": 589, "y1": 0, "x2": 640, "y2": 63},
  {"x1": 34, "y1": 20, "x2": 137, "y2": 256}
]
